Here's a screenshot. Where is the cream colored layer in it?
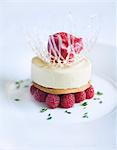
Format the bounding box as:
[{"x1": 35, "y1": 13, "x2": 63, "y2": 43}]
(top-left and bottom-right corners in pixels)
[{"x1": 31, "y1": 57, "x2": 92, "y2": 89}]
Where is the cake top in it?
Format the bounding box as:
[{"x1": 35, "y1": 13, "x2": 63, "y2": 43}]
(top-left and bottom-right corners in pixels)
[
  {"x1": 32, "y1": 56, "x2": 91, "y2": 71},
  {"x1": 30, "y1": 32, "x2": 87, "y2": 67}
]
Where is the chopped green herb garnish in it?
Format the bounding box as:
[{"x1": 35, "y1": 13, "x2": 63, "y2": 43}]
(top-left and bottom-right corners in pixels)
[
  {"x1": 14, "y1": 98, "x2": 20, "y2": 101},
  {"x1": 96, "y1": 91, "x2": 103, "y2": 96},
  {"x1": 99, "y1": 101, "x2": 103, "y2": 104},
  {"x1": 24, "y1": 85, "x2": 29, "y2": 88},
  {"x1": 83, "y1": 115, "x2": 88, "y2": 118},
  {"x1": 82, "y1": 112, "x2": 88, "y2": 118},
  {"x1": 93, "y1": 97, "x2": 100, "y2": 100},
  {"x1": 15, "y1": 79, "x2": 31, "y2": 89},
  {"x1": 15, "y1": 81, "x2": 20, "y2": 89},
  {"x1": 15, "y1": 81, "x2": 19, "y2": 84},
  {"x1": 15, "y1": 80, "x2": 24, "y2": 88},
  {"x1": 65, "y1": 110, "x2": 71, "y2": 114},
  {"x1": 81, "y1": 102, "x2": 88, "y2": 106},
  {"x1": 48, "y1": 113, "x2": 51, "y2": 116},
  {"x1": 47, "y1": 117, "x2": 52, "y2": 120},
  {"x1": 84, "y1": 112, "x2": 88, "y2": 115},
  {"x1": 47, "y1": 114, "x2": 52, "y2": 120},
  {"x1": 15, "y1": 80, "x2": 23, "y2": 84},
  {"x1": 40, "y1": 108, "x2": 48, "y2": 113}
]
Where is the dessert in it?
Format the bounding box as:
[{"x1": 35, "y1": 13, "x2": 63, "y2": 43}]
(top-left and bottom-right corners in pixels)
[{"x1": 30, "y1": 32, "x2": 94, "y2": 108}]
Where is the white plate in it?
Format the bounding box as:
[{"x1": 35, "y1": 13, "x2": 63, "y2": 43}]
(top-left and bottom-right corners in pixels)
[
  {"x1": 0, "y1": 44, "x2": 116, "y2": 149},
  {"x1": 0, "y1": 74, "x2": 116, "y2": 124}
]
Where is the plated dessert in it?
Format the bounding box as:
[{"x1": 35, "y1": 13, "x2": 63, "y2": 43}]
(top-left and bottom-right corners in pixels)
[{"x1": 30, "y1": 32, "x2": 94, "y2": 109}]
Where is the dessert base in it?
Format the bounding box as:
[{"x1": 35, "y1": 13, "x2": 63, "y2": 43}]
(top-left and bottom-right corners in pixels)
[
  {"x1": 5, "y1": 74, "x2": 116, "y2": 123},
  {"x1": 33, "y1": 81, "x2": 91, "y2": 95}
]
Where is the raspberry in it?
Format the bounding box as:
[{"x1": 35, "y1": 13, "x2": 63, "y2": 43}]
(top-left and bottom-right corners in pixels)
[
  {"x1": 33, "y1": 89, "x2": 47, "y2": 102},
  {"x1": 46, "y1": 94, "x2": 60, "y2": 109},
  {"x1": 75, "y1": 91, "x2": 86, "y2": 103},
  {"x1": 85, "y1": 85, "x2": 94, "y2": 99},
  {"x1": 30, "y1": 85, "x2": 37, "y2": 95},
  {"x1": 61, "y1": 94, "x2": 75, "y2": 108},
  {"x1": 48, "y1": 32, "x2": 83, "y2": 62}
]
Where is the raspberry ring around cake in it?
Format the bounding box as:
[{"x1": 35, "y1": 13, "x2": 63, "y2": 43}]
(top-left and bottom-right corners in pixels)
[{"x1": 32, "y1": 81, "x2": 91, "y2": 95}]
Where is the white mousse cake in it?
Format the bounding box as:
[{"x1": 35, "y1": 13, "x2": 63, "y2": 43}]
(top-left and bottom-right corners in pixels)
[
  {"x1": 31, "y1": 57, "x2": 91, "y2": 89},
  {"x1": 30, "y1": 32, "x2": 94, "y2": 109}
]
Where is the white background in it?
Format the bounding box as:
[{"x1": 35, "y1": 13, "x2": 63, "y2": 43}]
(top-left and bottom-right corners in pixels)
[
  {"x1": 0, "y1": 1, "x2": 116, "y2": 150},
  {"x1": 0, "y1": 0, "x2": 116, "y2": 79}
]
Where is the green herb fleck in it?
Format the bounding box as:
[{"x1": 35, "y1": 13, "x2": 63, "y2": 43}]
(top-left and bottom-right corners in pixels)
[
  {"x1": 47, "y1": 117, "x2": 52, "y2": 120},
  {"x1": 65, "y1": 110, "x2": 71, "y2": 114},
  {"x1": 15, "y1": 81, "x2": 19, "y2": 84},
  {"x1": 15, "y1": 80, "x2": 24, "y2": 89},
  {"x1": 84, "y1": 112, "x2": 88, "y2": 115},
  {"x1": 99, "y1": 101, "x2": 103, "y2": 104},
  {"x1": 14, "y1": 98, "x2": 20, "y2": 101},
  {"x1": 24, "y1": 85, "x2": 29, "y2": 88},
  {"x1": 81, "y1": 102, "x2": 88, "y2": 106},
  {"x1": 15, "y1": 81, "x2": 20, "y2": 89},
  {"x1": 93, "y1": 97, "x2": 100, "y2": 100},
  {"x1": 48, "y1": 113, "x2": 51, "y2": 116},
  {"x1": 83, "y1": 115, "x2": 88, "y2": 118},
  {"x1": 40, "y1": 108, "x2": 48, "y2": 113},
  {"x1": 82, "y1": 112, "x2": 88, "y2": 118},
  {"x1": 15, "y1": 80, "x2": 23, "y2": 84},
  {"x1": 96, "y1": 91, "x2": 103, "y2": 96}
]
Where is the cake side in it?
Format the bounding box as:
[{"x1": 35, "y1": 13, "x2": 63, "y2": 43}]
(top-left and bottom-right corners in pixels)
[{"x1": 31, "y1": 56, "x2": 92, "y2": 89}]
